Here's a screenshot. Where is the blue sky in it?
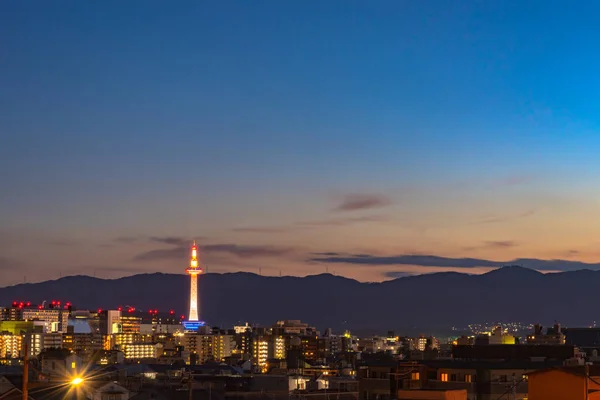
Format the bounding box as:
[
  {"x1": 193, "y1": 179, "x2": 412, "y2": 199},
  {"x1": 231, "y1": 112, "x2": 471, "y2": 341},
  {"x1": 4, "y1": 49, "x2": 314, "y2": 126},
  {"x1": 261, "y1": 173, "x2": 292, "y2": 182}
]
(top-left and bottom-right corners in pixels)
[{"x1": 2, "y1": 1, "x2": 600, "y2": 285}]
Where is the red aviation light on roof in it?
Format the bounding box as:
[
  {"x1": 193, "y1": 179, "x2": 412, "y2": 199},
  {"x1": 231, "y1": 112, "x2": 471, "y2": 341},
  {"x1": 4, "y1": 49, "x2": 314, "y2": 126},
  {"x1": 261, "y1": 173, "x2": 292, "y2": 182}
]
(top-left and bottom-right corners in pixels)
[
  {"x1": 170, "y1": 310, "x2": 174, "y2": 315},
  {"x1": 98, "y1": 308, "x2": 103, "y2": 313},
  {"x1": 117, "y1": 307, "x2": 122, "y2": 311},
  {"x1": 26, "y1": 301, "x2": 31, "y2": 306}
]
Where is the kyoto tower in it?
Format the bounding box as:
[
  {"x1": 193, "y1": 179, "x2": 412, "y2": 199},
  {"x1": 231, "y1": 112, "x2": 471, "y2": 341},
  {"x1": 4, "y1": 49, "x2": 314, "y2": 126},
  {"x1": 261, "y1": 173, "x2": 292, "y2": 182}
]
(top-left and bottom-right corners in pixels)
[{"x1": 183, "y1": 240, "x2": 205, "y2": 331}]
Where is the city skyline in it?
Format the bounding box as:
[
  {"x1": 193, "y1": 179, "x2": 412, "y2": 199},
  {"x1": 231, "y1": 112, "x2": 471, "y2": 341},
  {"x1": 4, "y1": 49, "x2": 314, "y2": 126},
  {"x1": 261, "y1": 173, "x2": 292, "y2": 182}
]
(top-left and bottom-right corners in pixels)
[{"x1": 4, "y1": 1, "x2": 600, "y2": 286}]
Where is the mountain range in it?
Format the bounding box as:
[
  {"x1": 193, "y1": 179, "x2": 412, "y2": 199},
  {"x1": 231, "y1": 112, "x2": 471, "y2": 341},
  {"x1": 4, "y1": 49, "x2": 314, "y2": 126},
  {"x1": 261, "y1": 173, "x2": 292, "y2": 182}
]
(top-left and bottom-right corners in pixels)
[{"x1": 0, "y1": 266, "x2": 598, "y2": 335}]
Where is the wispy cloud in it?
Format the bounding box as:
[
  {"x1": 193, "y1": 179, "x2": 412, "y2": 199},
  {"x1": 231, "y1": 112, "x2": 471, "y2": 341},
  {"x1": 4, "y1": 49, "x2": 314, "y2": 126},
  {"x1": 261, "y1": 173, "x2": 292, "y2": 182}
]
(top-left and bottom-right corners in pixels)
[
  {"x1": 299, "y1": 215, "x2": 388, "y2": 227},
  {"x1": 149, "y1": 236, "x2": 191, "y2": 246},
  {"x1": 472, "y1": 209, "x2": 535, "y2": 224},
  {"x1": 231, "y1": 227, "x2": 291, "y2": 233},
  {"x1": 132, "y1": 247, "x2": 187, "y2": 262},
  {"x1": 114, "y1": 235, "x2": 205, "y2": 246},
  {"x1": 485, "y1": 240, "x2": 518, "y2": 248},
  {"x1": 463, "y1": 240, "x2": 519, "y2": 251},
  {"x1": 203, "y1": 244, "x2": 295, "y2": 258},
  {"x1": 132, "y1": 241, "x2": 295, "y2": 263},
  {"x1": 309, "y1": 253, "x2": 600, "y2": 272},
  {"x1": 0, "y1": 256, "x2": 22, "y2": 270},
  {"x1": 334, "y1": 194, "x2": 391, "y2": 212},
  {"x1": 231, "y1": 215, "x2": 388, "y2": 233}
]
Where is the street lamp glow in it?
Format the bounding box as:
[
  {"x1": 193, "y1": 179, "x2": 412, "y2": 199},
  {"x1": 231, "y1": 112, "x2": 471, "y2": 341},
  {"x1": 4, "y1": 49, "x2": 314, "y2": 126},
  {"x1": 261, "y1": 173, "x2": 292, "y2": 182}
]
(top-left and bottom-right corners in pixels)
[{"x1": 71, "y1": 377, "x2": 83, "y2": 385}]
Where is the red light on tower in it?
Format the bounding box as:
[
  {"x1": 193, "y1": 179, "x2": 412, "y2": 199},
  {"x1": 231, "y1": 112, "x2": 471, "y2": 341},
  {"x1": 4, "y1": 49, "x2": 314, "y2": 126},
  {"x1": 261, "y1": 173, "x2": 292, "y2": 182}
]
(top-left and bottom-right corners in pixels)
[
  {"x1": 98, "y1": 308, "x2": 103, "y2": 313},
  {"x1": 12, "y1": 301, "x2": 16, "y2": 307},
  {"x1": 117, "y1": 307, "x2": 122, "y2": 311},
  {"x1": 26, "y1": 301, "x2": 31, "y2": 307},
  {"x1": 38, "y1": 305, "x2": 43, "y2": 310},
  {"x1": 180, "y1": 315, "x2": 185, "y2": 320},
  {"x1": 170, "y1": 310, "x2": 174, "y2": 315}
]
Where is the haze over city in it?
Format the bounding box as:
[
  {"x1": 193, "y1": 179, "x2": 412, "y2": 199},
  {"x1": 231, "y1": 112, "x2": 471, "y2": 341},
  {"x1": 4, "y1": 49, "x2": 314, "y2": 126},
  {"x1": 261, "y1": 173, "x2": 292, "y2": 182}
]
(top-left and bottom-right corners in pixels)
[{"x1": 4, "y1": 1, "x2": 600, "y2": 286}]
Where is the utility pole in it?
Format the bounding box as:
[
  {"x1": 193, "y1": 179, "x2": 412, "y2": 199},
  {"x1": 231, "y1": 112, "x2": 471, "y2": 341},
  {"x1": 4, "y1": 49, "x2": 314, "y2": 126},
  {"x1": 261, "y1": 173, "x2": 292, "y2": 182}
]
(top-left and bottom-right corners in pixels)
[
  {"x1": 586, "y1": 363, "x2": 590, "y2": 400},
  {"x1": 512, "y1": 374, "x2": 516, "y2": 400},
  {"x1": 188, "y1": 371, "x2": 193, "y2": 400},
  {"x1": 22, "y1": 336, "x2": 28, "y2": 400}
]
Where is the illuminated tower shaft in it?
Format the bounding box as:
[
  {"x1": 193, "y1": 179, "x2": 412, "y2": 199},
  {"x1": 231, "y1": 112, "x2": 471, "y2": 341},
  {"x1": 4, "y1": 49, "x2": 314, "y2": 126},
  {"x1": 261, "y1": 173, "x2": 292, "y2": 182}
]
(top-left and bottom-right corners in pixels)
[
  {"x1": 189, "y1": 274, "x2": 198, "y2": 321},
  {"x1": 186, "y1": 241, "x2": 202, "y2": 322}
]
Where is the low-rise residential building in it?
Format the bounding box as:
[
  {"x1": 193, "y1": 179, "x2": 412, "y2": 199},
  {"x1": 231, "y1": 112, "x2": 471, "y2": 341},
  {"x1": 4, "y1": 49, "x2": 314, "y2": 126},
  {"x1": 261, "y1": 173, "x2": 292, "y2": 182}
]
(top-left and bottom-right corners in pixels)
[{"x1": 527, "y1": 365, "x2": 600, "y2": 400}]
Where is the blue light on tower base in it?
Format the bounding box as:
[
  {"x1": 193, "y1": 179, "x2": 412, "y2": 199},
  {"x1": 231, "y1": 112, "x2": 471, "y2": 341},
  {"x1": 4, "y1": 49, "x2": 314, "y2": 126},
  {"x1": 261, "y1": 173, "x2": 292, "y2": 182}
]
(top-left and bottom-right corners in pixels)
[{"x1": 183, "y1": 320, "x2": 206, "y2": 332}]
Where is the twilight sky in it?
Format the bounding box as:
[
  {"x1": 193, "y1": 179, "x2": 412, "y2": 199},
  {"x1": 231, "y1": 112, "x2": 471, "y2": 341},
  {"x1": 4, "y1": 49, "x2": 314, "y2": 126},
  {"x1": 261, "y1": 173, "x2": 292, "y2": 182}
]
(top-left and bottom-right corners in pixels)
[{"x1": 3, "y1": 1, "x2": 600, "y2": 286}]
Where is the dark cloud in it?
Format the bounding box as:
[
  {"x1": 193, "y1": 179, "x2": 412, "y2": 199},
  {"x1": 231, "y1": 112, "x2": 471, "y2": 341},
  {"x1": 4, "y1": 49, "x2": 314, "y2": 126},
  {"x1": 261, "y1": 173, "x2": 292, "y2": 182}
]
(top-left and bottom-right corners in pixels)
[
  {"x1": 132, "y1": 247, "x2": 187, "y2": 262},
  {"x1": 148, "y1": 236, "x2": 190, "y2": 246},
  {"x1": 484, "y1": 241, "x2": 518, "y2": 248},
  {"x1": 463, "y1": 241, "x2": 519, "y2": 251},
  {"x1": 203, "y1": 244, "x2": 295, "y2": 258},
  {"x1": 473, "y1": 209, "x2": 535, "y2": 224},
  {"x1": 115, "y1": 235, "x2": 205, "y2": 246},
  {"x1": 132, "y1": 242, "x2": 294, "y2": 262},
  {"x1": 383, "y1": 271, "x2": 415, "y2": 279},
  {"x1": 309, "y1": 254, "x2": 600, "y2": 272},
  {"x1": 334, "y1": 194, "x2": 391, "y2": 212}
]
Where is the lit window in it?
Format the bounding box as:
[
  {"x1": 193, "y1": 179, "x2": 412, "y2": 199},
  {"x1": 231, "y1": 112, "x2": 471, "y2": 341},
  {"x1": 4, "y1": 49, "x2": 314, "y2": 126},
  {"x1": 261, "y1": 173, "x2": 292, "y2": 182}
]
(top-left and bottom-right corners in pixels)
[
  {"x1": 441, "y1": 373, "x2": 448, "y2": 382},
  {"x1": 411, "y1": 372, "x2": 420, "y2": 380},
  {"x1": 465, "y1": 374, "x2": 472, "y2": 383},
  {"x1": 71, "y1": 362, "x2": 76, "y2": 369}
]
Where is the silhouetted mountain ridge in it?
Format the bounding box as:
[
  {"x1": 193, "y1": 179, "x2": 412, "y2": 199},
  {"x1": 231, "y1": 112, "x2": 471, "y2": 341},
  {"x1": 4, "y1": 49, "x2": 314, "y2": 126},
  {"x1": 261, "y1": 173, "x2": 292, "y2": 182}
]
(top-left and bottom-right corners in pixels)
[{"x1": 1, "y1": 267, "x2": 599, "y2": 334}]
